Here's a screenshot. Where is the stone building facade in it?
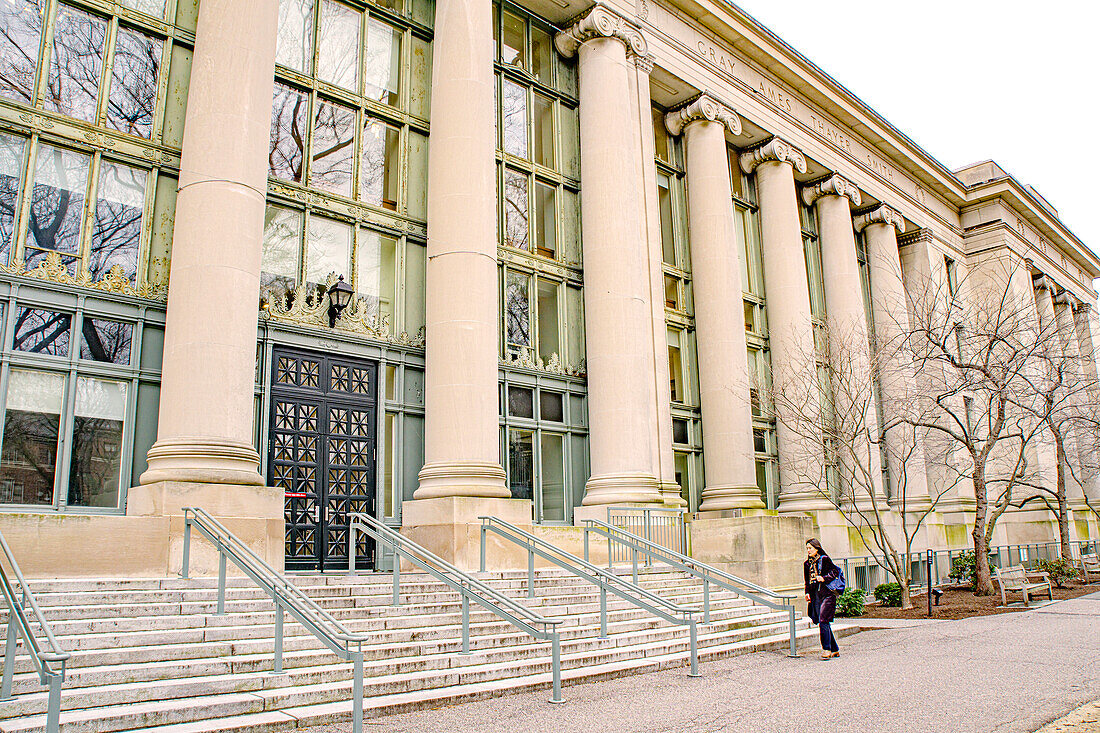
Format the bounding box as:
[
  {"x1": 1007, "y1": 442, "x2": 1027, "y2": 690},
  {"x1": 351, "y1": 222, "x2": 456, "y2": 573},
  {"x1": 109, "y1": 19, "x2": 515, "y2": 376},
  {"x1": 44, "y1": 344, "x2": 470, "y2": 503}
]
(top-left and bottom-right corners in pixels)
[{"x1": 0, "y1": 0, "x2": 1095, "y2": 577}]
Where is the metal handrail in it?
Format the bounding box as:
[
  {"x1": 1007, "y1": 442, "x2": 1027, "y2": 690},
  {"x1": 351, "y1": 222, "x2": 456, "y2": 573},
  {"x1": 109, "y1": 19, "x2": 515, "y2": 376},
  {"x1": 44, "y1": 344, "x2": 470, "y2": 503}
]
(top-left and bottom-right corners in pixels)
[
  {"x1": 346, "y1": 513, "x2": 565, "y2": 703},
  {"x1": 0, "y1": 529, "x2": 69, "y2": 733},
  {"x1": 582, "y1": 519, "x2": 799, "y2": 657},
  {"x1": 180, "y1": 507, "x2": 371, "y2": 733},
  {"x1": 604, "y1": 505, "x2": 687, "y2": 559},
  {"x1": 478, "y1": 516, "x2": 701, "y2": 676}
]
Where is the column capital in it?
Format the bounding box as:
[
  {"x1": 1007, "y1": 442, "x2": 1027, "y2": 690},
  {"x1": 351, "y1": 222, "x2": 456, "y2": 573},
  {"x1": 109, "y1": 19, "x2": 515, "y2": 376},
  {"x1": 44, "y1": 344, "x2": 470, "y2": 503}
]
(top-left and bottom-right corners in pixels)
[
  {"x1": 1054, "y1": 289, "x2": 1080, "y2": 309},
  {"x1": 633, "y1": 52, "x2": 655, "y2": 73},
  {"x1": 1032, "y1": 272, "x2": 1055, "y2": 292},
  {"x1": 854, "y1": 203, "x2": 905, "y2": 234},
  {"x1": 554, "y1": 3, "x2": 648, "y2": 59},
  {"x1": 664, "y1": 91, "x2": 741, "y2": 137},
  {"x1": 739, "y1": 137, "x2": 806, "y2": 175},
  {"x1": 1074, "y1": 300, "x2": 1093, "y2": 315},
  {"x1": 801, "y1": 172, "x2": 861, "y2": 208}
]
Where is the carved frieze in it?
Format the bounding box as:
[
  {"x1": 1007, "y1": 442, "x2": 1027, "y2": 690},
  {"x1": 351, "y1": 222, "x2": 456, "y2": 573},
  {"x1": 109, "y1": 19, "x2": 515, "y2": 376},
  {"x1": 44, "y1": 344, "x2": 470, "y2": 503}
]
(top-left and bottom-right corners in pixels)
[
  {"x1": 554, "y1": 3, "x2": 648, "y2": 59},
  {"x1": 853, "y1": 203, "x2": 905, "y2": 234},
  {"x1": 2, "y1": 251, "x2": 168, "y2": 300},
  {"x1": 664, "y1": 91, "x2": 741, "y2": 137},
  {"x1": 801, "y1": 173, "x2": 861, "y2": 208},
  {"x1": 739, "y1": 137, "x2": 806, "y2": 175},
  {"x1": 501, "y1": 347, "x2": 586, "y2": 378}
]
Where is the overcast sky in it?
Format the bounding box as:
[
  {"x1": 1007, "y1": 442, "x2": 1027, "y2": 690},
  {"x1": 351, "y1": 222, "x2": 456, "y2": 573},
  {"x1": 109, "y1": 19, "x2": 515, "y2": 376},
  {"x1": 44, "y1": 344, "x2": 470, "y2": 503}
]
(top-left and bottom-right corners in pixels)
[{"x1": 735, "y1": 0, "x2": 1099, "y2": 258}]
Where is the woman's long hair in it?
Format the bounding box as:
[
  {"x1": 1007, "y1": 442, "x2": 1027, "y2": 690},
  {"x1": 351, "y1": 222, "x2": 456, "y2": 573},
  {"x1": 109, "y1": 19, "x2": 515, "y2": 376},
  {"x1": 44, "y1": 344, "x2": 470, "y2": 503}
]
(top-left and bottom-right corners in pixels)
[{"x1": 806, "y1": 537, "x2": 826, "y2": 558}]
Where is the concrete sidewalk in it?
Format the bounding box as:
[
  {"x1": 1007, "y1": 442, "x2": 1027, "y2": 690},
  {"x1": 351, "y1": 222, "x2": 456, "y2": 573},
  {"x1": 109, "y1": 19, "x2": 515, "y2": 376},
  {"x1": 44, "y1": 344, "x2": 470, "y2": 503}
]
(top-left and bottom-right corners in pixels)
[{"x1": 304, "y1": 592, "x2": 1100, "y2": 733}]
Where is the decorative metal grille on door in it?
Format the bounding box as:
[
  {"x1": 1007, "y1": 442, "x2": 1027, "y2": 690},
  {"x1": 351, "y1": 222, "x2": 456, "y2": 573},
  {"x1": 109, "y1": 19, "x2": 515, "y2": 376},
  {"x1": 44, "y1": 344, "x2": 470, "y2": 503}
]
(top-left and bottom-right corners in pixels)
[{"x1": 269, "y1": 348, "x2": 377, "y2": 571}]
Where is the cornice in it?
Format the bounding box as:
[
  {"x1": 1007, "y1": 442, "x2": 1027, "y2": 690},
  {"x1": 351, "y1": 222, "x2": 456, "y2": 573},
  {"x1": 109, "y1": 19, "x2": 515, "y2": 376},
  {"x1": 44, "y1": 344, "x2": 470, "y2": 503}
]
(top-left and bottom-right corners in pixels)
[
  {"x1": 664, "y1": 91, "x2": 741, "y2": 137},
  {"x1": 1053, "y1": 289, "x2": 1079, "y2": 310},
  {"x1": 897, "y1": 227, "x2": 933, "y2": 247},
  {"x1": 853, "y1": 203, "x2": 905, "y2": 234},
  {"x1": 738, "y1": 137, "x2": 806, "y2": 175},
  {"x1": 554, "y1": 3, "x2": 648, "y2": 59},
  {"x1": 801, "y1": 173, "x2": 861, "y2": 208}
]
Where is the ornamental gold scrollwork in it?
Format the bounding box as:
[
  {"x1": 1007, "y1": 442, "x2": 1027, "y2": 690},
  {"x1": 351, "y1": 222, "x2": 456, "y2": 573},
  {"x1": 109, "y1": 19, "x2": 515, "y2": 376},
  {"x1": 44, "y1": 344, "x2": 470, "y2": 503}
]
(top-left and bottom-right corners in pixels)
[
  {"x1": 8, "y1": 250, "x2": 168, "y2": 300},
  {"x1": 501, "y1": 347, "x2": 587, "y2": 378}
]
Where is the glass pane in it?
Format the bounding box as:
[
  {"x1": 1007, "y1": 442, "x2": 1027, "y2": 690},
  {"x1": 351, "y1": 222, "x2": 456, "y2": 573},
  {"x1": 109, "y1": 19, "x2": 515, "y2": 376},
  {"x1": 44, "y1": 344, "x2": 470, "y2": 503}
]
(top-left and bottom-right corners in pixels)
[
  {"x1": 89, "y1": 161, "x2": 146, "y2": 282},
  {"x1": 0, "y1": 132, "x2": 25, "y2": 265},
  {"x1": 507, "y1": 386, "x2": 533, "y2": 418},
  {"x1": 0, "y1": 0, "x2": 43, "y2": 105},
  {"x1": 540, "y1": 433, "x2": 565, "y2": 521},
  {"x1": 117, "y1": 0, "x2": 164, "y2": 18},
  {"x1": 508, "y1": 429, "x2": 533, "y2": 499},
  {"x1": 13, "y1": 307, "x2": 71, "y2": 355},
  {"x1": 354, "y1": 229, "x2": 396, "y2": 323},
  {"x1": 276, "y1": 0, "x2": 314, "y2": 74},
  {"x1": 539, "y1": 391, "x2": 563, "y2": 422},
  {"x1": 45, "y1": 4, "x2": 106, "y2": 123},
  {"x1": 404, "y1": 239, "x2": 426, "y2": 335},
  {"x1": 668, "y1": 334, "x2": 683, "y2": 402},
  {"x1": 0, "y1": 369, "x2": 64, "y2": 506},
  {"x1": 560, "y1": 105, "x2": 578, "y2": 179},
  {"x1": 269, "y1": 82, "x2": 309, "y2": 182},
  {"x1": 503, "y1": 169, "x2": 528, "y2": 251},
  {"x1": 534, "y1": 182, "x2": 554, "y2": 258},
  {"x1": 652, "y1": 106, "x2": 669, "y2": 162},
  {"x1": 304, "y1": 215, "x2": 351, "y2": 294},
  {"x1": 317, "y1": 0, "x2": 360, "y2": 91},
  {"x1": 531, "y1": 27, "x2": 551, "y2": 86},
  {"x1": 753, "y1": 427, "x2": 767, "y2": 453},
  {"x1": 26, "y1": 144, "x2": 89, "y2": 272},
  {"x1": 665, "y1": 275, "x2": 679, "y2": 309},
  {"x1": 261, "y1": 205, "x2": 301, "y2": 298},
  {"x1": 674, "y1": 451, "x2": 689, "y2": 507},
  {"x1": 533, "y1": 94, "x2": 553, "y2": 168},
  {"x1": 672, "y1": 418, "x2": 688, "y2": 444},
  {"x1": 744, "y1": 301, "x2": 755, "y2": 332},
  {"x1": 561, "y1": 188, "x2": 579, "y2": 266},
  {"x1": 536, "y1": 278, "x2": 558, "y2": 360},
  {"x1": 501, "y1": 79, "x2": 527, "y2": 158},
  {"x1": 310, "y1": 99, "x2": 355, "y2": 197},
  {"x1": 106, "y1": 27, "x2": 161, "y2": 138},
  {"x1": 360, "y1": 118, "x2": 399, "y2": 210},
  {"x1": 409, "y1": 35, "x2": 431, "y2": 119},
  {"x1": 364, "y1": 18, "x2": 400, "y2": 107},
  {"x1": 658, "y1": 174, "x2": 675, "y2": 265},
  {"x1": 505, "y1": 270, "x2": 530, "y2": 349},
  {"x1": 67, "y1": 377, "x2": 127, "y2": 508},
  {"x1": 80, "y1": 318, "x2": 132, "y2": 363},
  {"x1": 501, "y1": 11, "x2": 524, "y2": 67},
  {"x1": 407, "y1": 130, "x2": 428, "y2": 220},
  {"x1": 383, "y1": 411, "x2": 395, "y2": 517}
]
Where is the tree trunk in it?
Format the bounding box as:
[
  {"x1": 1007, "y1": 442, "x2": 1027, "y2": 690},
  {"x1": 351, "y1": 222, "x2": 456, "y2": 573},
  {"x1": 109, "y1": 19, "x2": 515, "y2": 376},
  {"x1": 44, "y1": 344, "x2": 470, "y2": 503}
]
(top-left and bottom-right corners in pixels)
[
  {"x1": 972, "y1": 467, "x2": 994, "y2": 596},
  {"x1": 1054, "y1": 436, "x2": 1072, "y2": 561}
]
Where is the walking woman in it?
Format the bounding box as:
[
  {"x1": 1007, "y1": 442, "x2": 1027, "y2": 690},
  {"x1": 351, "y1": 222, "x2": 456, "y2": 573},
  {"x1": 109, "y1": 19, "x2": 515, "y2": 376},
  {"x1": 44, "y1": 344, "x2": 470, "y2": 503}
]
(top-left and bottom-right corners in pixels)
[{"x1": 804, "y1": 538, "x2": 841, "y2": 659}]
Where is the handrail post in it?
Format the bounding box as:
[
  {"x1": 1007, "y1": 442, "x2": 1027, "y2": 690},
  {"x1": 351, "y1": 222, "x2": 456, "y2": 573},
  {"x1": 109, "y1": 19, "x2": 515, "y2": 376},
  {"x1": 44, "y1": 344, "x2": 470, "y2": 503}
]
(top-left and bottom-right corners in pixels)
[
  {"x1": 479, "y1": 524, "x2": 487, "y2": 572},
  {"x1": 392, "y1": 554, "x2": 401, "y2": 606},
  {"x1": 273, "y1": 599, "x2": 284, "y2": 674},
  {"x1": 180, "y1": 515, "x2": 191, "y2": 579},
  {"x1": 549, "y1": 633, "x2": 563, "y2": 704},
  {"x1": 461, "y1": 594, "x2": 471, "y2": 654},
  {"x1": 528, "y1": 547, "x2": 535, "y2": 599},
  {"x1": 583, "y1": 527, "x2": 589, "y2": 564},
  {"x1": 702, "y1": 579, "x2": 710, "y2": 623},
  {"x1": 352, "y1": 652, "x2": 364, "y2": 733},
  {"x1": 687, "y1": 619, "x2": 701, "y2": 677},
  {"x1": 599, "y1": 587, "x2": 607, "y2": 638},
  {"x1": 216, "y1": 552, "x2": 226, "y2": 616},
  {"x1": 787, "y1": 605, "x2": 797, "y2": 657},
  {"x1": 45, "y1": 670, "x2": 62, "y2": 733},
  {"x1": 347, "y1": 521, "x2": 357, "y2": 577},
  {"x1": 1, "y1": 618, "x2": 15, "y2": 700},
  {"x1": 632, "y1": 546, "x2": 638, "y2": 585}
]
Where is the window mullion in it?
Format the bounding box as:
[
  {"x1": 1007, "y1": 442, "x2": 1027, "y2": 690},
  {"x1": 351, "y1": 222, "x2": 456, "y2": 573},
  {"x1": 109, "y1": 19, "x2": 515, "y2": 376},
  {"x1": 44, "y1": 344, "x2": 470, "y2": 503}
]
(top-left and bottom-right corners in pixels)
[
  {"x1": 97, "y1": 17, "x2": 119, "y2": 127},
  {"x1": 79, "y1": 151, "x2": 102, "y2": 280},
  {"x1": 55, "y1": 366, "x2": 78, "y2": 510}
]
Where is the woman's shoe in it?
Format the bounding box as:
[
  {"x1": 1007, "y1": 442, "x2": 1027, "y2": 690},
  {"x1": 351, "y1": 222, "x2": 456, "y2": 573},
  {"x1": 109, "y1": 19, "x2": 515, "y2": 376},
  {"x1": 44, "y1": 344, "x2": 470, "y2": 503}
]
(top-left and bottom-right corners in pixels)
[
  {"x1": 830, "y1": 651, "x2": 841, "y2": 658},
  {"x1": 820, "y1": 651, "x2": 832, "y2": 660}
]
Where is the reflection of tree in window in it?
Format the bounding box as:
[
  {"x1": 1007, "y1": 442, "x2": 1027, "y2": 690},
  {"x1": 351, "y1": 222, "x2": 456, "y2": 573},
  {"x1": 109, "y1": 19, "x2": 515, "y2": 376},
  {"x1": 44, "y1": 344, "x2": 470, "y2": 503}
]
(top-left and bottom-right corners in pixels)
[
  {"x1": 13, "y1": 307, "x2": 71, "y2": 355},
  {"x1": 364, "y1": 19, "x2": 400, "y2": 106},
  {"x1": 0, "y1": 132, "x2": 25, "y2": 263},
  {"x1": 311, "y1": 100, "x2": 355, "y2": 197},
  {"x1": 1, "y1": 410, "x2": 58, "y2": 504},
  {"x1": 105, "y1": 27, "x2": 161, "y2": 138},
  {"x1": 317, "y1": 0, "x2": 360, "y2": 91},
  {"x1": 275, "y1": 0, "x2": 313, "y2": 74},
  {"x1": 505, "y1": 271, "x2": 530, "y2": 351},
  {"x1": 89, "y1": 161, "x2": 145, "y2": 281},
  {"x1": 67, "y1": 378, "x2": 125, "y2": 508},
  {"x1": 508, "y1": 429, "x2": 533, "y2": 500},
  {"x1": 26, "y1": 144, "x2": 88, "y2": 273},
  {"x1": 261, "y1": 205, "x2": 301, "y2": 304},
  {"x1": 359, "y1": 119, "x2": 398, "y2": 210},
  {"x1": 80, "y1": 318, "x2": 133, "y2": 364},
  {"x1": 502, "y1": 79, "x2": 527, "y2": 158},
  {"x1": 45, "y1": 5, "x2": 106, "y2": 123},
  {"x1": 269, "y1": 83, "x2": 308, "y2": 182},
  {"x1": 504, "y1": 169, "x2": 528, "y2": 250},
  {"x1": 0, "y1": 0, "x2": 43, "y2": 104}
]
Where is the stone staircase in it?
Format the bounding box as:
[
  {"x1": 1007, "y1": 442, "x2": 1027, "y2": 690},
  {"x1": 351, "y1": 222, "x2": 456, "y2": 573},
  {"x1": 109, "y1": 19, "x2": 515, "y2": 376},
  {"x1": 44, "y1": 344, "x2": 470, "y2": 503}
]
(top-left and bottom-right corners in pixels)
[{"x1": 0, "y1": 568, "x2": 847, "y2": 732}]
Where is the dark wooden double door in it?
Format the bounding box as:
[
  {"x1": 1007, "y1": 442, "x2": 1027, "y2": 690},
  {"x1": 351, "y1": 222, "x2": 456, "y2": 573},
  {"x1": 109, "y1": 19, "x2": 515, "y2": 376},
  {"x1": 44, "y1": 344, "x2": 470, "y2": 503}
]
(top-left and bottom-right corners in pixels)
[{"x1": 270, "y1": 348, "x2": 377, "y2": 571}]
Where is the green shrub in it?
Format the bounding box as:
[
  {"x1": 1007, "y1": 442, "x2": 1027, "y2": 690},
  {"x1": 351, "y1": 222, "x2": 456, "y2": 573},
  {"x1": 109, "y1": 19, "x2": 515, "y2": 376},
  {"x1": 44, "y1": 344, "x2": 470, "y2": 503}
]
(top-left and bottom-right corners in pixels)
[
  {"x1": 836, "y1": 587, "x2": 865, "y2": 617},
  {"x1": 873, "y1": 582, "x2": 902, "y2": 607},
  {"x1": 1037, "y1": 558, "x2": 1076, "y2": 588},
  {"x1": 949, "y1": 551, "x2": 996, "y2": 589}
]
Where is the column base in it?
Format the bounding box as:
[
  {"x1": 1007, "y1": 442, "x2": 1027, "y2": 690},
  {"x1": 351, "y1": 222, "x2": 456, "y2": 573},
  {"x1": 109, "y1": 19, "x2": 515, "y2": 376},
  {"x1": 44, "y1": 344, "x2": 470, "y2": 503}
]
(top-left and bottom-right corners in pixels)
[
  {"x1": 699, "y1": 484, "x2": 765, "y2": 512},
  {"x1": 141, "y1": 437, "x2": 263, "y2": 485},
  {"x1": 582, "y1": 472, "x2": 662, "y2": 506},
  {"x1": 414, "y1": 461, "x2": 508, "y2": 499},
  {"x1": 400, "y1": 496, "x2": 532, "y2": 571},
  {"x1": 659, "y1": 481, "x2": 687, "y2": 507},
  {"x1": 776, "y1": 491, "x2": 835, "y2": 514}
]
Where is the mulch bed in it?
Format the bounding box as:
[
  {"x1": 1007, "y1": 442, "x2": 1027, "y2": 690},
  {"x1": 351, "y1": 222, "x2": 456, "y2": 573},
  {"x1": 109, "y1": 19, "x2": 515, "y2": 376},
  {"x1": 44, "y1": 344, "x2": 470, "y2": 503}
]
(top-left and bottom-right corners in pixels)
[{"x1": 853, "y1": 581, "x2": 1097, "y2": 620}]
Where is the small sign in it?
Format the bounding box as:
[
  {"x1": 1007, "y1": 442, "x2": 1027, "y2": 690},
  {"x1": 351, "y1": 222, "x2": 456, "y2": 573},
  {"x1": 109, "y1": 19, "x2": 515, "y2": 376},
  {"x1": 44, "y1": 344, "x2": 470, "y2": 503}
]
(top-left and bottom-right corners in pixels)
[{"x1": 285, "y1": 492, "x2": 307, "y2": 498}]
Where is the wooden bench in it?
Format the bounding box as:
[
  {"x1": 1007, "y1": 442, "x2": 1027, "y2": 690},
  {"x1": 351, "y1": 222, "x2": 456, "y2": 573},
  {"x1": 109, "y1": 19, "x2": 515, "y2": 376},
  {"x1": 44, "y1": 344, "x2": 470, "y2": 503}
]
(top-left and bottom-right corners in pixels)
[
  {"x1": 1079, "y1": 553, "x2": 1100, "y2": 584},
  {"x1": 994, "y1": 565, "x2": 1053, "y2": 607}
]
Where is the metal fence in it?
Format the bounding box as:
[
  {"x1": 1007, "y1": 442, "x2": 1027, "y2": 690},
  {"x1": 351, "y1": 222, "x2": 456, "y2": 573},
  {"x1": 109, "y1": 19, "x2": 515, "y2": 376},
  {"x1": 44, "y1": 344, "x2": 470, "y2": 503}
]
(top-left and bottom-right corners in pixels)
[
  {"x1": 837, "y1": 539, "x2": 1100, "y2": 596},
  {"x1": 604, "y1": 506, "x2": 686, "y2": 564}
]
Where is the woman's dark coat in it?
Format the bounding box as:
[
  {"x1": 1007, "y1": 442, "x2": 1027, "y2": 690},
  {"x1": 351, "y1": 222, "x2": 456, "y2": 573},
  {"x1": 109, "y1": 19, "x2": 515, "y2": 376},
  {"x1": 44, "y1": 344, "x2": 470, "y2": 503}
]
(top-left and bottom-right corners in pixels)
[{"x1": 804, "y1": 554, "x2": 840, "y2": 624}]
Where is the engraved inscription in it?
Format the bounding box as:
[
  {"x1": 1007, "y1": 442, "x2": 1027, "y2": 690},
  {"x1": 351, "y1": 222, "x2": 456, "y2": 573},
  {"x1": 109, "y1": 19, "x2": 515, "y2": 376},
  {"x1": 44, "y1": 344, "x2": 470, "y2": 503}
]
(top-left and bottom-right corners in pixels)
[{"x1": 695, "y1": 40, "x2": 737, "y2": 75}]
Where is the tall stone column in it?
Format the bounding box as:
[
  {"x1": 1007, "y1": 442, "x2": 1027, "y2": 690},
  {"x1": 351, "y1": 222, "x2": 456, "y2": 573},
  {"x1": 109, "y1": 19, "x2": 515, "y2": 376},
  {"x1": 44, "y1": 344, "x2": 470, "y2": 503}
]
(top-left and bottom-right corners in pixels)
[
  {"x1": 556, "y1": 4, "x2": 662, "y2": 505},
  {"x1": 803, "y1": 174, "x2": 884, "y2": 503},
  {"x1": 141, "y1": 0, "x2": 278, "y2": 486},
  {"x1": 631, "y1": 53, "x2": 682, "y2": 506},
  {"x1": 740, "y1": 138, "x2": 828, "y2": 512},
  {"x1": 1053, "y1": 290, "x2": 1088, "y2": 506},
  {"x1": 855, "y1": 204, "x2": 931, "y2": 506},
  {"x1": 665, "y1": 94, "x2": 762, "y2": 511},
  {"x1": 413, "y1": 0, "x2": 507, "y2": 501},
  {"x1": 1073, "y1": 302, "x2": 1100, "y2": 502}
]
